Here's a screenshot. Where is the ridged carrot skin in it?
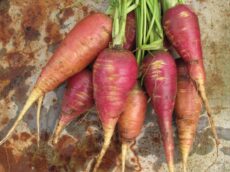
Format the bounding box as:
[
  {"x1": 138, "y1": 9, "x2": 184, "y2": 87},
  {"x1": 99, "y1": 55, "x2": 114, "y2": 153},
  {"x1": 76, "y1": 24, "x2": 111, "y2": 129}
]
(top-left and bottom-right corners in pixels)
[
  {"x1": 93, "y1": 49, "x2": 138, "y2": 128},
  {"x1": 36, "y1": 13, "x2": 112, "y2": 93},
  {"x1": 163, "y1": 4, "x2": 205, "y2": 82},
  {"x1": 124, "y1": 12, "x2": 136, "y2": 51},
  {"x1": 118, "y1": 86, "x2": 146, "y2": 141},
  {"x1": 175, "y1": 59, "x2": 202, "y2": 172},
  {"x1": 0, "y1": 12, "x2": 112, "y2": 145},
  {"x1": 118, "y1": 85, "x2": 147, "y2": 172},
  {"x1": 163, "y1": 4, "x2": 219, "y2": 145},
  {"x1": 93, "y1": 48, "x2": 138, "y2": 172},
  {"x1": 52, "y1": 69, "x2": 94, "y2": 144},
  {"x1": 142, "y1": 51, "x2": 177, "y2": 172}
]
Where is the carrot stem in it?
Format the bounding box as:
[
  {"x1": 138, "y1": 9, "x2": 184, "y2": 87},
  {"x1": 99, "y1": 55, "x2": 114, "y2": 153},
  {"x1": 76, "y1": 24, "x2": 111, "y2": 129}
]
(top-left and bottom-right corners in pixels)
[
  {"x1": 136, "y1": 0, "x2": 164, "y2": 65},
  {"x1": 161, "y1": 0, "x2": 185, "y2": 12},
  {"x1": 112, "y1": 0, "x2": 138, "y2": 47}
]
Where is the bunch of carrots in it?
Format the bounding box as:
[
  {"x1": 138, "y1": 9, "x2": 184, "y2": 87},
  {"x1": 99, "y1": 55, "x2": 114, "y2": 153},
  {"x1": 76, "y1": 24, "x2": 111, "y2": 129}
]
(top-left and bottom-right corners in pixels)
[{"x1": 0, "y1": 0, "x2": 220, "y2": 171}]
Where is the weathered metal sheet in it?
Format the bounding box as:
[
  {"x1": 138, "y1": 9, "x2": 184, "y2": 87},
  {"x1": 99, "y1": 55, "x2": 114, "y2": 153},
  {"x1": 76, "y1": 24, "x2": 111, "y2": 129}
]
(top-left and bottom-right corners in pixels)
[{"x1": 0, "y1": 0, "x2": 229, "y2": 171}]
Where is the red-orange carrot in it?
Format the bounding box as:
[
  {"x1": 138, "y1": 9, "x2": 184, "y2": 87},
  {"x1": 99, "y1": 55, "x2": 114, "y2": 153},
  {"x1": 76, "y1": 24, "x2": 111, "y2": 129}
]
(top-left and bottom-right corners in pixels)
[
  {"x1": 52, "y1": 69, "x2": 94, "y2": 144},
  {"x1": 0, "y1": 13, "x2": 112, "y2": 145},
  {"x1": 124, "y1": 12, "x2": 136, "y2": 51},
  {"x1": 163, "y1": 4, "x2": 219, "y2": 145},
  {"x1": 118, "y1": 85, "x2": 147, "y2": 172},
  {"x1": 142, "y1": 51, "x2": 177, "y2": 172},
  {"x1": 93, "y1": 49, "x2": 138, "y2": 172},
  {"x1": 175, "y1": 59, "x2": 202, "y2": 172},
  {"x1": 92, "y1": 2, "x2": 139, "y2": 171}
]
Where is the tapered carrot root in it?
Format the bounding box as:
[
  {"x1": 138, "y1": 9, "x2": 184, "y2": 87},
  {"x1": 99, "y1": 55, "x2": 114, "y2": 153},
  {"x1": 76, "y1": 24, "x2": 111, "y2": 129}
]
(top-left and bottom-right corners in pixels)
[
  {"x1": 121, "y1": 141, "x2": 129, "y2": 172},
  {"x1": 142, "y1": 51, "x2": 177, "y2": 172},
  {"x1": 196, "y1": 79, "x2": 220, "y2": 145},
  {"x1": 52, "y1": 121, "x2": 65, "y2": 144},
  {"x1": 0, "y1": 88, "x2": 43, "y2": 145},
  {"x1": 52, "y1": 69, "x2": 94, "y2": 144},
  {"x1": 163, "y1": 4, "x2": 219, "y2": 145},
  {"x1": 175, "y1": 59, "x2": 202, "y2": 172},
  {"x1": 93, "y1": 121, "x2": 116, "y2": 172},
  {"x1": 0, "y1": 13, "x2": 111, "y2": 145},
  {"x1": 36, "y1": 96, "x2": 44, "y2": 147},
  {"x1": 118, "y1": 86, "x2": 147, "y2": 172},
  {"x1": 92, "y1": 49, "x2": 138, "y2": 172}
]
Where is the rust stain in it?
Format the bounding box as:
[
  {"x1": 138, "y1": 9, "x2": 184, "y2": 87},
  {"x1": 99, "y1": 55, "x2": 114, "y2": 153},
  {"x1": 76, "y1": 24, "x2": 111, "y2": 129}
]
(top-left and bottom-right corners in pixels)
[
  {"x1": 5, "y1": 52, "x2": 25, "y2": 67},
  {"x1": 0, "y1": 125, "x2": 120, "y2": 172},
  {"x1": 81, "y1": 5, "x2": 89, "y2": 17},
  {"x1": 44, "y1": 22, "x2": 62, "y2": 44},
  {"x1": 21, "y1": 0, "x2": 47, "y2": 41},
  {"x1": 210, "y1": 72, "x2": 225, "y2": 88},
  {"x1": 0, "y1": 0, "x2": 14, "y2": 45},
  {"x1": 206, "y1": 72, "x2": 225, "y2": 96},
  {"x1": 0, "y1": 146, "x2": 16, "y2": 172},
  {"x1": 40, "y1": 131, "x2": 50, "y2": 142},
  {"x1": 59, "y1": 7, "x2": 74, "y2": 25},
  {"x1": 63, "y1": 0, "x2": 74, "y2": 7},
  {"x1": 0, "y1": 65, "x2": 35, "y2": 101},
  {"x1": 1, "y1": 117, "x2": 9, "y2": 125},
  {"x1": 0, "y1": 79, "x2": 10, "y2": 93},
  {"x1": 0, "y1": 51, "x2": 35, "y2": 102},
  {"x1": 20, "y1": 132, "x2": 31, "y2": 142},
  {"x1": 24, "y1": 26, "x2": 40, "y2": 41},
  {"x1": 212, "y1": 105, "x2": 228, "y2": 115},
  {"x1": 12, "y1": 134, "x2": 19, "y2": 141}
]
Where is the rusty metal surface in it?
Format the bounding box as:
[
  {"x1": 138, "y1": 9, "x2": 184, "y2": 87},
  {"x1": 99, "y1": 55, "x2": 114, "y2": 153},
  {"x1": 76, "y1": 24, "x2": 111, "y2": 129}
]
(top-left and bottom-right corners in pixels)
[{"x1": 0, "y1": 0, "x2": 229, "y2": 172}]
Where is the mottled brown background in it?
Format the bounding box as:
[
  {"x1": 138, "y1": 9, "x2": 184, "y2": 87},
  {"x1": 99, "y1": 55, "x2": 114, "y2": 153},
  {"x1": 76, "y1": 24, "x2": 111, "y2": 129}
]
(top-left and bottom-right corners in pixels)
[{"x1": 0, "y1": 0, "x2": 229, "y2": 171}]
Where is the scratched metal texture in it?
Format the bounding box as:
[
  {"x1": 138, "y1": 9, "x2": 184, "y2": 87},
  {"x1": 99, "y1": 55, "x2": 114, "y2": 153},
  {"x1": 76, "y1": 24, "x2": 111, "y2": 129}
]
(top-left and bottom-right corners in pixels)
[{"x1": 0, "y1": 0, "x2": 229, "y2": 172}]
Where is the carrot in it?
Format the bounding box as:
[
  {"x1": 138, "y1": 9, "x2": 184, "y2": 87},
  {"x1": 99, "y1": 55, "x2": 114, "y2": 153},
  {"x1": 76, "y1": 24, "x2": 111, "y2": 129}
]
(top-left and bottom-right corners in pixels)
[
  {"x1": 52, "y1": 69, "x2": 94, "y2": 144},
  {"x1": 92, "y1": 1, "x2": 138, "y2": 171},
  {"x1": 162, "y1": 3, "x2": 220, "y2": 145},
  {"x1": 0, "y1": 12, "x2": 112, "y2": 145},
  {"x1": 93, "y1": 48, "x2": 137, "y2": 172},
  {"x1": 118, "y1": 85, "x2": 147, "y2": 172},
  {"x1": 135, "y1": 1, "x2": 176, "y2": 171},
  {"x1": 142, "y1": 51, "x2": 177, "y2": 172},
  {"x1": 124, "y1": 12, "x2": 136, "y2": 51},
  {"x1": 175, "y1": 59, "x2": 202, "y2": 172}
]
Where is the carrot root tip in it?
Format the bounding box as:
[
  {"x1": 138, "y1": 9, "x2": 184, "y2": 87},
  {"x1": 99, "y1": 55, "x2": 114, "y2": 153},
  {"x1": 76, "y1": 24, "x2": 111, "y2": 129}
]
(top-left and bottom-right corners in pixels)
[
  {"x1": 181, "y1": 148, "x2": 189, "y2": 172},
  {"x1": 36, "y1": 96, "x2": 44, "y2": 148},
  {"x1": 168, "y1": 160, "x2": 174, "y2": 172},
  {"x1": 196, "y1": 79, "x2": 220, "y2": 145},
  {"x1": 92, "y1": 126, "x2": 115, "y2": 172},
  {"x1": 182, "y1": 161, "x2": 187, "y2": 172},
  {"x1": 52, "y1": 122, "x2": 65, "y2": 145},
  {"x1": 0, "y1": 87, "x2": 43, "y2": 145},
  {"x1": 121, "y1": 141, "x2": 129, "y2": 172}
]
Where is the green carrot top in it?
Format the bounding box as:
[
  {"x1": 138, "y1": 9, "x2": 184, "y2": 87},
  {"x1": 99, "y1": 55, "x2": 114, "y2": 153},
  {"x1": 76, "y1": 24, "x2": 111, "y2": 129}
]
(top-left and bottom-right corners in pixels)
[
  {"x1": 108, "y1": 0, "x2": 139, "y2": 48},
  {"x1": 135, "y1": 0, "x2": 164, "y2": 64},
  {"x1": 161, "y1": 0, "x2": 185, "y2": 12}
]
